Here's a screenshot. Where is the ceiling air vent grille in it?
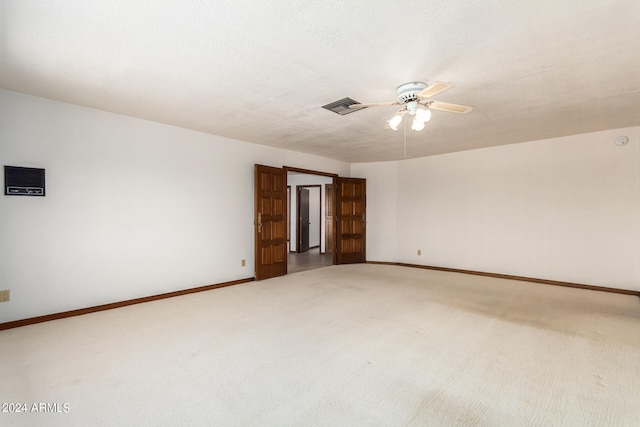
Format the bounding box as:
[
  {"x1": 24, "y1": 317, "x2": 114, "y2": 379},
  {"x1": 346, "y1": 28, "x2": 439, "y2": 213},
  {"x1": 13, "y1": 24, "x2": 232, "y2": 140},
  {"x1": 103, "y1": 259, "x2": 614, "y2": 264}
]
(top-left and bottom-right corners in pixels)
[{"x1": 322, "y1": 97, "x2": 362, "y2": 115}]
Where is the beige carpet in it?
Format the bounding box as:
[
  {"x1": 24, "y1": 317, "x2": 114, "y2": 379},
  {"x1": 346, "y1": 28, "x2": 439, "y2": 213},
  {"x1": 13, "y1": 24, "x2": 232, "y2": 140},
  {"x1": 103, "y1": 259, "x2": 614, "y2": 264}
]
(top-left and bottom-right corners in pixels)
[{"x1": 1, "y1": 264, "x2": 639, "y2": 426}]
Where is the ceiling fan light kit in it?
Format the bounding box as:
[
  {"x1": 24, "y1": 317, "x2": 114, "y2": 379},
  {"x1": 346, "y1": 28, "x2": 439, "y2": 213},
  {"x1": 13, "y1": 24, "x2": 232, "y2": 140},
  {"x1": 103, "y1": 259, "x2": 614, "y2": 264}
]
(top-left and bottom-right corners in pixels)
[
  {"x1": 338, "y1": 80, "x2": 474, "y2": 132},
  {"x1": 387, "y1": 101, "x2": 432, "y2": 132},
  {"x1": 411, "y1": 119, "x2": 426, "y2": 131},
  {"x1": 415, "y1": 106, "x2": 432, "y2": 123},
  {"x1": 388, "y1": 111, "x2": 404, "y2": 131}
]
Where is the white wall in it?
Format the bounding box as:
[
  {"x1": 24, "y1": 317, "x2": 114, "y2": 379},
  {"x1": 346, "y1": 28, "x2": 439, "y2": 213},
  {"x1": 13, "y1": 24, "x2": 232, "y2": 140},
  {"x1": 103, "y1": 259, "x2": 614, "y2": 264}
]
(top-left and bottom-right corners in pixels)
[
  {"x1": 0, "y1": 90, "x2": 350, "y2": 323},
  {"x1": 353, "y1": 127, "x2": 640, "y2": 291},
  {"x1": 351, "y1": 161, "x2": 398, "y2": 262},
  {"x1": 308, "y1": 187, "x2": 321, "y2": 248}
]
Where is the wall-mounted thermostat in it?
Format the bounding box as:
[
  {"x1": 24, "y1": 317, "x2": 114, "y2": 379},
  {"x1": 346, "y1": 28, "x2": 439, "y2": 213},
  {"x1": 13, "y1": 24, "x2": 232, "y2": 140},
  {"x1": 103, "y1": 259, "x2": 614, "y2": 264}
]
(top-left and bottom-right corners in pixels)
[{"x1": 4, "y1": 166, "x2": 46, "y2": 196}]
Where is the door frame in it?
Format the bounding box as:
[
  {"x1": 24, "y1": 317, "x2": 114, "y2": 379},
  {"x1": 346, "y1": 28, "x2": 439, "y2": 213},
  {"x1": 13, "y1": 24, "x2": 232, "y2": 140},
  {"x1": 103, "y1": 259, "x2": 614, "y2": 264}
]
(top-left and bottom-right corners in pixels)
[
  {"x1": 285, "y1": 166, "x2": 338, "y2": 259},
  {"x1": 287, "y1": 185, "x2": 291, "y2": 250},
  {"x1": 325, "y1": 183, "x2": 335, "y2": 255},
  {"x1": 254, "y1": 165, "x2": 365, "y2": 280}
]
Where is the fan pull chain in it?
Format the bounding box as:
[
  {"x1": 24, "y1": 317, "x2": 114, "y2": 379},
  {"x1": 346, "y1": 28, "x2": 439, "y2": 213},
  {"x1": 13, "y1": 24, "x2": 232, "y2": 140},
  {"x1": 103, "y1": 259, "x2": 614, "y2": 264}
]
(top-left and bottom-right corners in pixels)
[{"x1": 403, "y1": 116, "x2": 408, "y2": 159}]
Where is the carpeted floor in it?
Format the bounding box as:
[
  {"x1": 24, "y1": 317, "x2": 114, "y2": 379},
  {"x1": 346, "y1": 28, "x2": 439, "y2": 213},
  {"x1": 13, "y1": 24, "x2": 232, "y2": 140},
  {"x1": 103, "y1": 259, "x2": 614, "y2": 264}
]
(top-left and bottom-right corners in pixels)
[{"x1": 1, "y1": 264, "x2": 639, "y2": 426}]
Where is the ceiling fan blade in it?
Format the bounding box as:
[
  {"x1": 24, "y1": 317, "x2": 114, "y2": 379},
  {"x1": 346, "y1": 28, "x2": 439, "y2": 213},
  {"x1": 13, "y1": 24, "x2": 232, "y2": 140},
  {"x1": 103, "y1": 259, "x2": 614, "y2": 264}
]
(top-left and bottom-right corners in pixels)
[
  {"x1": 429, "y1": 100, "x2": 474, "y2": 114},
  {"x1": 349, "y1": 101, "x2": 402, "y2": 109},
  {"x1": 417, "y1": 81, "x2": 454, "y2": 99}
]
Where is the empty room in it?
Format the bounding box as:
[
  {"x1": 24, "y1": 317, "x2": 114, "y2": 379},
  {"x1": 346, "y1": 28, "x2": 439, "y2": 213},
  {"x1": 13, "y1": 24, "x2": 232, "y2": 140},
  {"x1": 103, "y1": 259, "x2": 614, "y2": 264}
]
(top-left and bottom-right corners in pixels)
[{"x1": 1, "y1": 1, "x2": 639, "y2": 426}]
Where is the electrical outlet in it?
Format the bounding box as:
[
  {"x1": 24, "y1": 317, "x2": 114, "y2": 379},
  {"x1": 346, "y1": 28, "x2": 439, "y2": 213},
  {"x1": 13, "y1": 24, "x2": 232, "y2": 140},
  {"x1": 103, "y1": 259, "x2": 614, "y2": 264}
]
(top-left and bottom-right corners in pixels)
[
  {"x1": 0, "y1": 290, "x2": 10, "y2": 303},
  {"x1": 417, "y1": 250, "x2": 421, "y2": 256},
  {"x1": 241, "y1": 259, "x2": 246, "y2": 267}
]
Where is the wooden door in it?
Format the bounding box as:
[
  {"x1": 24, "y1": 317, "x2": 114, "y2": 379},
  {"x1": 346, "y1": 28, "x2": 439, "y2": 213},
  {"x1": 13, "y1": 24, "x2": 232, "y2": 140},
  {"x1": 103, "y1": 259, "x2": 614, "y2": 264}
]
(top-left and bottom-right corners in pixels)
[
  {"x1": 254, "y1": 164, "x2": 288, "y2": 280},
  {"x1": 325, "y1": 183, "x2": 335, "y2": 253},
  {"x1": 298, "y1": 188, "x2": 310, "y2": 253},
  {"x1": 335, "y1": 177, "x2": 366, "y2": 264}
]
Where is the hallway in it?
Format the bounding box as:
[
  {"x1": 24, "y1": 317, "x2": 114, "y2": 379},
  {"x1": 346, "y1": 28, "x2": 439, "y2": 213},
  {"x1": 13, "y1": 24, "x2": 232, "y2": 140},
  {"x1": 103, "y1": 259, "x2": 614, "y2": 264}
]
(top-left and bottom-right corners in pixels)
[{"x1": 287, "y1": 248, "x2": 333, "y2": 274}]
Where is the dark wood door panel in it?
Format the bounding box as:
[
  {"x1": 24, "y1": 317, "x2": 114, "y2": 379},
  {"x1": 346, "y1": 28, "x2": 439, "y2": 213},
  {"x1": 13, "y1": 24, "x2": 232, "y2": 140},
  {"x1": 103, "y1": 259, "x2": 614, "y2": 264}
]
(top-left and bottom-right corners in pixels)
[
  {"x1": 336, "y1": 177, "x2": 366, "y2": 265},
  {"x1": 272, "y1": 197, "x2": 285, "y2": 216},
  {"x1": 339, "y1": 219, "x2": 364, "y2": 234},
  {"x1": 272, "y1": 221, "x2": 285, "y2": 240},
  {"x1": 255, "y1": 164, "x2": 288, "y2": 280}
]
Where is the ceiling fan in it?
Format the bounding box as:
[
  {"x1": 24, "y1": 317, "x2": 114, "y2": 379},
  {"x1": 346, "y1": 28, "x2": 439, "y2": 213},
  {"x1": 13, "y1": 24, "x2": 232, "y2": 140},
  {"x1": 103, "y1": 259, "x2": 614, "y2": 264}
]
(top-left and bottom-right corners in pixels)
[{"x1": 349, "y1": 81, "x2": 473, "y2": 131}]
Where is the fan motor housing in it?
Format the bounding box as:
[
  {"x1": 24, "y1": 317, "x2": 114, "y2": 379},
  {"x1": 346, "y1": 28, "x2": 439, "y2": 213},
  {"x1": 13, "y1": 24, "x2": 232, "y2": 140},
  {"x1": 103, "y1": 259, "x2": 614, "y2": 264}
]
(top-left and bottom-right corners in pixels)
[{"x1": 396, "y1": 82, "x2": 428, "y2": 103}]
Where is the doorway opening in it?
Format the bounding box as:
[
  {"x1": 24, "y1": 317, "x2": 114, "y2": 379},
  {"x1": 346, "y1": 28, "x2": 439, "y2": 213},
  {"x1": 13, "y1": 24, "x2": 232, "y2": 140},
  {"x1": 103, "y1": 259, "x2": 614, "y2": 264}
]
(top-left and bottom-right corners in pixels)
[
  {"x1": 254, "y1": 164, "x2": 366, "y2": 281},
  {"x1": 286, "y1": 169, "x2": 333, "y2": 274}
]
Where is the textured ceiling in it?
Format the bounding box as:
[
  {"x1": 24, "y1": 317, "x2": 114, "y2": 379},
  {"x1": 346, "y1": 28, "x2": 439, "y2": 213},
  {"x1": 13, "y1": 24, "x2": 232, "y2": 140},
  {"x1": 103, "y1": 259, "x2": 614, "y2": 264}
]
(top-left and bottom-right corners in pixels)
[{"x1": 1, "y1": 1, "x2": 639, "y2": 163}]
